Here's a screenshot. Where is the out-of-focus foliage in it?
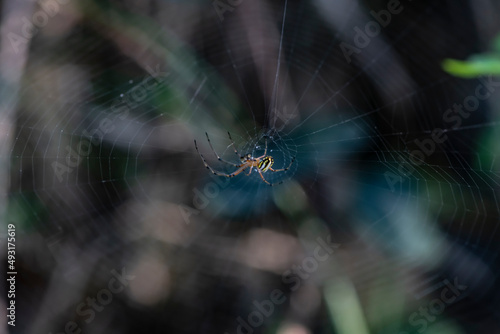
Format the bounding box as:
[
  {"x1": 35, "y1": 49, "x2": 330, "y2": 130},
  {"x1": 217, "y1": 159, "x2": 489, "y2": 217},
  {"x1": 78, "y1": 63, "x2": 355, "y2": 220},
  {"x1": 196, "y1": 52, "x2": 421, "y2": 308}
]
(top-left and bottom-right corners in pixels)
[
  {"x1": 2, "y1": 0, "x2": 500, "y2": 334},
  {"x1": 443, "y1": 34, "x2": 500, "y2": 77}
]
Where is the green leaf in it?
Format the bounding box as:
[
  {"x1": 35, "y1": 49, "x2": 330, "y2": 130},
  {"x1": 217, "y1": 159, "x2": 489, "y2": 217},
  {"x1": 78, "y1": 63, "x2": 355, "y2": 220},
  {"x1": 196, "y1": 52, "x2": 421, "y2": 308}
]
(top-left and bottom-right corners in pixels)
[{"x1": 442, "y1": 55, "x2": 500, "y2": 78}]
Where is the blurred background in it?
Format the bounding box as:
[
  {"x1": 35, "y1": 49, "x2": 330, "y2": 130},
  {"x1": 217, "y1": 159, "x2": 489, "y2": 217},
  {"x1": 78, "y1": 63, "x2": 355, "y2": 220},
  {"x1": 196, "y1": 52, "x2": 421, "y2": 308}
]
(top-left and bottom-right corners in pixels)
[{"x1": 2, "y1": 0, "x2": 500, "y2": 333}]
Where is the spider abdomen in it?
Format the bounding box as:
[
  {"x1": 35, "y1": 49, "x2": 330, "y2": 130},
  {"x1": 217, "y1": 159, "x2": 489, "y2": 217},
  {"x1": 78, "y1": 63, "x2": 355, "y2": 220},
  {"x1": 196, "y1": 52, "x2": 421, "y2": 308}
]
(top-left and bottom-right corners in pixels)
[{"x1": 258, "y1": 156, "x2": 274, "y2": 172}]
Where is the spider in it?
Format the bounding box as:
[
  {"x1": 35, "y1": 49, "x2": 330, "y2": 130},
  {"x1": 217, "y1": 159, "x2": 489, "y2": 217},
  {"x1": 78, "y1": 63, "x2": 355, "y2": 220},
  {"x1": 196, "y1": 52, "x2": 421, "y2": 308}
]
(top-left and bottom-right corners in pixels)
[{"x1": 194, "y1": 132, "x2": 295, "y2": 186}]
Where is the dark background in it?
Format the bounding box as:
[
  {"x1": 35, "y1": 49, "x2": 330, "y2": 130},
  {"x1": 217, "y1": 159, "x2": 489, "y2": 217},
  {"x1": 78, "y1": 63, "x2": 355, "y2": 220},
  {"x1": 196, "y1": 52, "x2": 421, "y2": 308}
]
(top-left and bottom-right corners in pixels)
[{"x1": 2, "y1": 0, "x2": 500, "y2": 333}]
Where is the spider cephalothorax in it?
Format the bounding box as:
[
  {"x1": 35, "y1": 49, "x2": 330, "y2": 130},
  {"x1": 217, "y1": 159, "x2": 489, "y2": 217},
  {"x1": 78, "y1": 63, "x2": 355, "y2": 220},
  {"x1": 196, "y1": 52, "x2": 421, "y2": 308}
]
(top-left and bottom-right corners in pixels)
[{"x1": 194, "y1": 132, "x2": 295, "y2": 186}]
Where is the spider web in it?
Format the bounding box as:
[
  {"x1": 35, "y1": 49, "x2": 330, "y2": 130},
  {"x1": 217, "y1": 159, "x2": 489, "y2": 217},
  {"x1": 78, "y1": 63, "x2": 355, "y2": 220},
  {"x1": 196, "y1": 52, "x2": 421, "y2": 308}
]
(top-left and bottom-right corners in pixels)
[{"x1": 5, "y1": 0, "x2": 500, "y2": 333}]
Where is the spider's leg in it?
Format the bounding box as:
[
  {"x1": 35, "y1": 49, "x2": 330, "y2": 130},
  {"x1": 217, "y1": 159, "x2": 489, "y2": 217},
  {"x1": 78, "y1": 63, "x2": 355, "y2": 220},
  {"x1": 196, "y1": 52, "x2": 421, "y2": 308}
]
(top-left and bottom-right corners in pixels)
[
  {"x1": 246, "y1": 167, "x2": 253, "y2": 176},
  {"x1": 196, "y1": 138, "x2": 251, "y2": 177},
  {"x1": 194, "y1": 139, "x2": 219, "y2": 171},
  {"x1": 227, "y1": 132, "x2": 242, "y2": 159},
  {"x1": 269, "y1": 156, "x2": 295, "y2": 172},
  {"x1": 205, "y1": 133, "x2": 240, "y2": 167},
  {"x1": 257, "y1": 169, "x2": 283, "y2": 187},
  {"x1": 255, "y1": 137, "x2": 270, "y2": 160},
  {"x1": 207, "y1": 164, "x2": 249, "y2": 178}
]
